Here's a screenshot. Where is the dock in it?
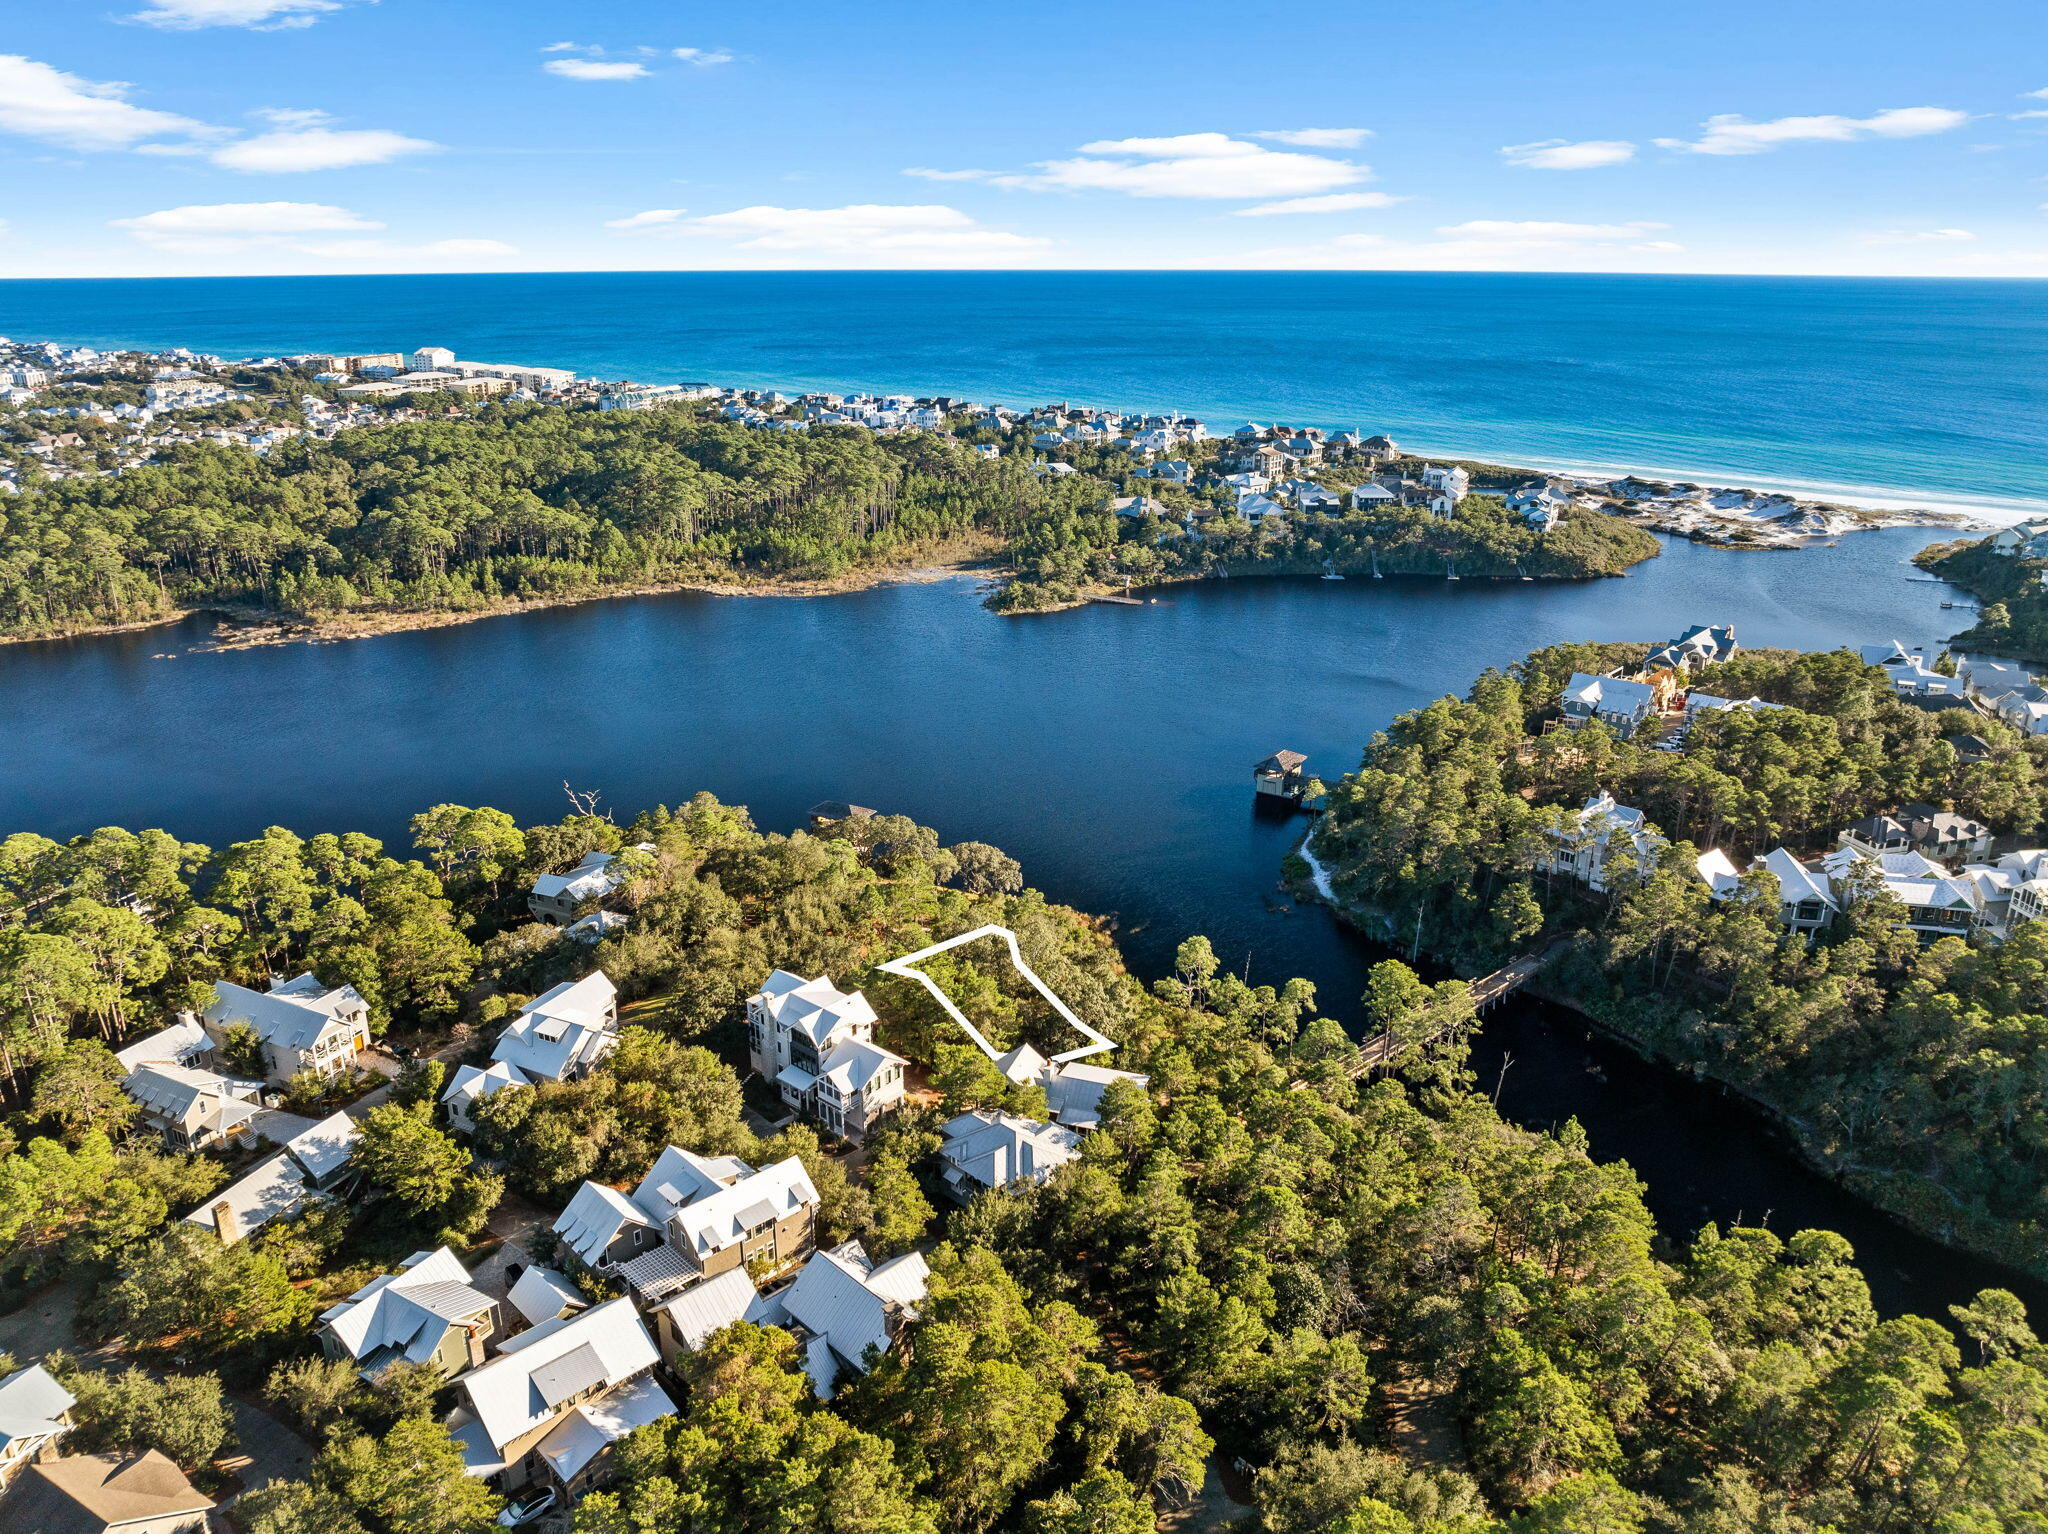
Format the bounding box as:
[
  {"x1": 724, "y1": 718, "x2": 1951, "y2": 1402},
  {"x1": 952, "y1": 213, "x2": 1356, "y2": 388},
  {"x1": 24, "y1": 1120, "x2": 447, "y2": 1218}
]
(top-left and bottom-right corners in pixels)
[
  {"x1": 1301, "y1": 944, "x2": 1557, "y2": 1084},
  {"x1": 1092, "y1": 594, "x2": 1145, "y2": 606}
]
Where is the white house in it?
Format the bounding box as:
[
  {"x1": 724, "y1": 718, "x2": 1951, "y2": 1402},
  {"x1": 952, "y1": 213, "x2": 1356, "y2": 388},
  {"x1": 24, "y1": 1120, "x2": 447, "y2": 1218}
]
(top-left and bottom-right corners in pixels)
[
  {"x1": 0, "y1": 1364, "x2": 74, "y2": 1489},
  {"x1": 745, "y1": 971, "x2": 907, "y2": 1144},
  {"x1": 201, "y1": 976, "x2": 370, "y2": 1084},
  {"x1": 120, "y1": 1059, "x2": 262, "y2": 1151},
  {"x1": 1751, "y1": 848, "x2": 1839, "y2": 935},
  {"x1": 319, "y1": 1247, "x2": 497, "y2": 1381},
  {"x1": 1540, "y1": 792, "x2": 1664, "y2": 893},
  {"x1": 773, "y1": 1243, "x2": 929, "y2": 1399},
  {"x1": 938, "y1": 1110, "x2": 1081, "y2": 1201},
  {"x1": 528, "y1": 847, "x2": 646, "y2": 927},
  {"x1": 182, "y1": 1109, "x2": 358, "y2": 1245},
  {"x1": 445, "y1": 1298, "x2": 673, "y2": 1497},
  {"x1": 491, "y1": 972, "x2": 619, "y2": 1085},
  {"x1": 1421, "y1": 464, "x2": 1470, "y2": 515},
  {"x1": 1505, "y1": 484, "x2": 1569, "y2": 530},
  {"x1": 442, "y1": 1059, "x2": 534, "y2": 1135},
  {"x1": 990, "y1": 1042, "x2": 1149, "y2": 1130}
]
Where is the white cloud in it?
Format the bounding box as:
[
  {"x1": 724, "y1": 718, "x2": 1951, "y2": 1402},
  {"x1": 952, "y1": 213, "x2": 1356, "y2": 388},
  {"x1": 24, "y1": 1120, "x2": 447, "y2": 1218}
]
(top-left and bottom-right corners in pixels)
[
  {"x1": 545, "y1": 59, "x2": 650, "y2": 81},
  {"x1": 541, "y1": 41, "x2": 581, "y2": 52},
  {"x1": 1012, "y1": 132, "x2": 1367, "y2": 199},
  {"x1": 1232, "y1": 192, "x2": 1401, "y2": 216},
  {"x1": 1247, "y1": 218, "x2": 1683, "y2": 270},
  {"x1": 672, "y1": 48, "x2": 735, "y2": 66},
  {"x1": 209, "y1": 126, "x2": 434, "y2": 172},
  {"x1": 605, "y1": 208, "x2": 686, "y2": 229},
  {"x1": 0, "y1": 54, "x2": 205, "y2": 151},
  {"x1": 2026, "y1": 87, "x2": 2048, "y2": 100},
  {"x1": 1254, "y1": 128, "x2": 1372, "y2": 148},
  {"x1": 112, "y1": 200, "x2": 380, "y2": 250},
  {"x1": 903, "y1": 167, "x2": 999, "y2": 181},
  {"x1": 1859, "y1": 227, "x2": 1977, "y2": 244},
  {"x1": 1501, "y1": 138, "x2": 1637, "y2": 170},
  {"x1": 1655, "y1": 106, "x2": 1968, "y2": 155},
  {"x1": 679, "y1": 203, "x2": 1050, "y2": 262},
  {"x1": 125, "y1": 0, "x2": 355, "y2": 29}
]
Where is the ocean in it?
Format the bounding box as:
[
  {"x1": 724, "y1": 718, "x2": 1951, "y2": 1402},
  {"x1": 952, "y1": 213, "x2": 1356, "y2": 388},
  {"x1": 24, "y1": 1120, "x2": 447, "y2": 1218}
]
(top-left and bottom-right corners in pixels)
[{"x1": 1, "y1": 269, "x2": 2044, "y2": 522}]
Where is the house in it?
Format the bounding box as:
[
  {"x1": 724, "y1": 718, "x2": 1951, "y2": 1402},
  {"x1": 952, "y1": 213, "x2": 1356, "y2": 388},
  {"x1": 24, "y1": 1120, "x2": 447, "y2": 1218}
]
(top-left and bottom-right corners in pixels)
[
  {"x1": 0, "y1": 1365, "x2": 74, "y2": 1489},
  {"x1": 773, "y1": 1242, "x2": 930, "y2": 1398},
  {"x1": 320, "y1": 1247, "x2": 497, "y2": 1381},
  {"x1": 443, "y1": 1059, "x2": 533, "y2": 1134},
  {"x1": 1235, "y1": 493, "x2": 1289, "y2": 523},
  {"x1": 938, "y1": 1110, "x2": 1081, "y2": 1200},
  {"x1": 1987, "y1": 518, "x2": 2048, "y2": 557},
  {"x1": 1990, "y1": 687, "x2": 2048, "y2": 736},
  {"x1": 1274, "y1": 478, "x2": 1340, "y2": 512},
  {"x1": 1421, "y1": 464, "x2": 1470, "y2": 515},
  {"x1": 745, "y1": 972, "x2": 907, "y2": 1143},
  {"x1": 1958, "y1": 656, "x2": 2035, "y2": 701},
  {"x1": 1752, "y1": 848, "x2": 1838, "y2": 934},
  {"x1": 1839, "y1": 804, "x2": 1993, "y2": 863},
  {"x1": 1643, "y1": 624, "x2": 1738, "y2": 676},
  {"x1": 991, "y1": 1042, "x2": 1149, "y2": 1130},
  {"x1": 492, "y1": 972, "x2": 620, "y2": 1086},
  {"x1": 1821, "y1": 848, "x2": 1982, "y2": 939},
  {"x1": 0, "y1": 1450, "x2": 212, "y2": 1534},
  {"x1": 182, "y1": 1110, "x2": 358, "y2": 1245},
  {"x1": 652, "y1": 1265, "x2": 782, "y2": 1362},
  {"x1": 1506, "y1": 484, "x2": 1569, "y2": 529},
  {"x1": 1109, "y1": 495, "x2": 1168, "y2": 519},
  {"x1": 507, "y1": 1265, "x2": 590, "y2": 1329},
  {"x1": 113, "y1": 1019, "x2": 211, "y2": 1075},
  {"x1": 1558, "y1": 673, "x2": 1658, "y2": 737},
  {"x1": 446, "y1": 1298, "x2": 674, "y2": 1497},
  {"x1": 1540, "y1": 792, "x2": 1665, "y2": 893},
  {"x1": 554, "y1": 1147, "x2": 820, "y2": 1302},
  {"x1": 1695, "y1": 848, "x2": 1743, "y2": 898},
  {"x1": 119, "y1": 1060, "x2": 262, "y2": 1150},
  {"x1": 529, "y1": 847, "x2": 646, "y2": 927},
  {"x1": 1350, "y1": 482, "x2": 1398, "y2": 510},
  {"x1": 201, "y1": 975, "x2": 370, "y2": 1084}
]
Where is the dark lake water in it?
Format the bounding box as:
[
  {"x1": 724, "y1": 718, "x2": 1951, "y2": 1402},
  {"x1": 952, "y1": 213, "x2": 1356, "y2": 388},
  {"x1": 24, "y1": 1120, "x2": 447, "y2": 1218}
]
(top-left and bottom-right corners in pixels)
[{"x1": 2, "y1": 527, "x2": 2037, "y2": 1320}]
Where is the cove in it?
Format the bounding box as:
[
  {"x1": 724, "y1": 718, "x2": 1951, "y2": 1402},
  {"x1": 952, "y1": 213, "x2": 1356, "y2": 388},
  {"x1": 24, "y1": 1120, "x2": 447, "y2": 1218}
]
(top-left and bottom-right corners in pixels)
[{"x1": 2, "y1": 527, "x2": 2038, "y2": 1319}]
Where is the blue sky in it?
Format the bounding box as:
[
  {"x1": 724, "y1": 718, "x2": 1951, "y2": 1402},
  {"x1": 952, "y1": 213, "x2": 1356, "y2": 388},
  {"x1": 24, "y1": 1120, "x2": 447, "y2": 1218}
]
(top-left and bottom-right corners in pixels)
[{"x1": 4, "y1": 0, "x2": 2047, "y2": 277}]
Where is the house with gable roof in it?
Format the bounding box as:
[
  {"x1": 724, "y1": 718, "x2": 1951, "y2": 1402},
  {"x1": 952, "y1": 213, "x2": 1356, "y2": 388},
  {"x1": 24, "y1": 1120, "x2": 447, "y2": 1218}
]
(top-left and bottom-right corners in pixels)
[
  {"x1": 0, "y1": 1449, "x2": 213, "y2": 1534},
  {"x1": 490, "y1": 971, "x2": 619, "y2": 1089},
  {"x1": 745, "y1": 971, "x2": 907, "y2": 1143},
  {"x1": 990, "y1": 1042, "x2": 1150, "y2": 1131},
  {"x1": 772, "y1": 1241, "x2": 930, "y2": 1399},
  {"x1": 938, "y1": 1110, "x2": 1081, "y2": 1201},
  {"x1": 1540, "y1": 792, "x2": 1665, "y2": 893},
  {"x1": 445, "y1": 1297, "x2": 673, "y2": 1497},
  {"x1": 201, "y1": 974, "x2": 370, "y2": 1084},
  {"x1": 528, "y1": 846, "x2": 648, "y2": 928},
  {"x1": 320, "y1": 1247, "x2": 497, "y2": 1381},
  {"x1": 0, "y1": 1364, "x2": 75, "y2": 1490},
  {"x1": 1558, "y1": 673, "x2": 1658, "y2": 737},
  {"x1": 552, "y1": 1146, "x2": 821, "y2": 1303}
]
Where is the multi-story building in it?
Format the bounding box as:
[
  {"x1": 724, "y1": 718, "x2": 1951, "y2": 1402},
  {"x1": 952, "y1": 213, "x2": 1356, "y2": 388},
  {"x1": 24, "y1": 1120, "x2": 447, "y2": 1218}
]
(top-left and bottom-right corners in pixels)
[
  {"x1": 201, "y1": 974, "x2": 370, "y2": 1083},
  {"x1": 745, "y1": 971, "x2": 908, "y2": 1143}
]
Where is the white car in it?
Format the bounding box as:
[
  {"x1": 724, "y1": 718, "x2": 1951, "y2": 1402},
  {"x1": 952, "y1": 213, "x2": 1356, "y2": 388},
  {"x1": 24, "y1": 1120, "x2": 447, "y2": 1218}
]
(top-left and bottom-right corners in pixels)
[{"x1": 498, "y1": 1489, "x2": 558, "y2": 1527}]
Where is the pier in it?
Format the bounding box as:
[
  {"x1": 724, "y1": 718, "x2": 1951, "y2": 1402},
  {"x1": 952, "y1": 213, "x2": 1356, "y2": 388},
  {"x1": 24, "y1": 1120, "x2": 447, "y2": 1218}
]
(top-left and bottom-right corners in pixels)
[{"x1": 1300, "y1": 944, "x2": 1558, "y2": 1084}]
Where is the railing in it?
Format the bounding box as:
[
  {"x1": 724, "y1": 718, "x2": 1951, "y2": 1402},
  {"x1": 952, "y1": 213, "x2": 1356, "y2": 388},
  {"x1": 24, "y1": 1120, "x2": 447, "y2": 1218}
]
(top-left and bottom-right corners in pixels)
[{"x1": 1300, "y1": 944, "x2": 1560, "y2": 1085}]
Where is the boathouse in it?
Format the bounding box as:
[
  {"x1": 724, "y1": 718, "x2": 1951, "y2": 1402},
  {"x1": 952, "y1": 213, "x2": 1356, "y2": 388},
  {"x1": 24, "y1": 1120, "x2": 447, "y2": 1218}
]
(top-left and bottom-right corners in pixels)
[{"x1": 1254, "y1": 751, "x2": 1310, "y2": 802}]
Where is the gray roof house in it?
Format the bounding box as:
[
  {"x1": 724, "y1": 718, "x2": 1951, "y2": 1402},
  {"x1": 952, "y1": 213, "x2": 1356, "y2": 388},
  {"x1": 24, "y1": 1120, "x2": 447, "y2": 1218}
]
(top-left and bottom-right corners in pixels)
[
  {"x1": 1558, "y1": 673, "x2": 1659, "y2": 737},
  {"x1": 490, "y1": 972, "x2": 619, "y2": 1085},
  {"x1": 938, "y1": 1111, "x2": 1082, "y2": 1200},
  {"x1": 320, "y1": 1247, "x2": 497, "y2": 1381},
  {"x1": 445, "y1": 1297, "x2": 673, "y2": 1497},
  {"x1": 773, "y1": 1242, "x2": 929, "y2": 1399},
  {"x1": 0, "y1": 1364, "x2": 75, "y2": 1490},
  {"x1": 201, "y1": 974, "x2": 370, "y2": 1084},
  {"x1": 182, "y1": 1108, "x2": 358, "y2": 1245},
  {"x1": 119, "y1": 1060, "x2": 262, "y2": 1151}
]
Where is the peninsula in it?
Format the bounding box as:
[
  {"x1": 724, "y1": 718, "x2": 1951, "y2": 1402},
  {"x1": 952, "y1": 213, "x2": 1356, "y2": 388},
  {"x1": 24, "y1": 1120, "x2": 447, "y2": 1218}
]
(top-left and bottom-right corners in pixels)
[{"x1": 0, "y1": 333, "x2": 1965, "y2": 648}]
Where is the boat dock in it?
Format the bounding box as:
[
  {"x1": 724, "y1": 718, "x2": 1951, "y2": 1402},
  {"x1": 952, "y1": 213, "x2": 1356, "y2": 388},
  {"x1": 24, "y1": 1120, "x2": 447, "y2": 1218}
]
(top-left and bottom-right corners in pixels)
[{"x1": 1301, "y1": 944, "x2": 1558, "y2": 1084}]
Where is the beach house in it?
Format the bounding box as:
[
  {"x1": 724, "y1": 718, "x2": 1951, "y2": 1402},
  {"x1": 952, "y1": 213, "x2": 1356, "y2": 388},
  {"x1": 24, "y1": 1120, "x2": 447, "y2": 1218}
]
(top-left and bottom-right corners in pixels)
[
  {"x1": 319, "y1": 1247, "x2": 498, "y2": 1381},
  {"x1": 745, "y1": 971, "x2": 908, "y2": 1143},
  {"x1": 201, "y1": 974, "x2": 371, "y2": 1084},
  {"x1": 938, "y1": 1110, "x2": 1081, "y2": 1200}
]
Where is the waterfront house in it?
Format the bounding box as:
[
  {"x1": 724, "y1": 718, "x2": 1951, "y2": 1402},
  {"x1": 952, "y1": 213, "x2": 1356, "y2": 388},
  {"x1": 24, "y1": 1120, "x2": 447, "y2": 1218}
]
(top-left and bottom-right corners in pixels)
[
  {"x1": 1110, "y1": 495, "x2": 1169, "y2": 519},
  {"x1": 553, "y1": 1146, "x2": 820, "y2": 1302},
  {"x1": 745, "y1": 971, "x2": 907, "y2": 1143},
  {"x1": 491, "y1": 972, "x2": 619, "y2": 1086},
  {"x1": 0, "y1": 1365, "x2": 74, "y2": 1490},
  {"x1": 1421, "y1": 464, "x2": 1470, "y2": 515},
  {"x1": 1274, "y1": 477, "x2": 1340, "y2": 511},
  {"x1": 1752, "y1": 849, "x2": 1838, "y2": 935},
  {"x1": 1540, "y1": 792, "x2": 1665, "y2": 893},
  {"x1": 1959, "y1": 656, "x2": 2035, "y2": 701},
  {"x1": 1361, "y1": 434, "x2": 1399, "y2": 459},
  {"x1": 1350, "y1": 483, "x2": 1398, "y2": 510},
  {"x1": 320, "y1": 1247, "x2": 497, "y2": 1382},
  {"x1": 1987, "y1": 518, "x2": 2048, "y2": 557},
  {"x1": 1643, "y1": 623, "x2": 1738, "y2": 677},
  {"x1": 1990, "y1": 687, "x2": 2048, "y2": 736},
  {"x1": 201, "y1": 975, "x2": 370, "y2": 1084},
  {"x1": 0, "y1": 1450, "x2": 213, "y2": 1534},
  {"x1": 446, "y1": 1298, "x2": 673, "y2": 1498},
  {"x1": 991, "y1": 1041, "x2": 1149, "y2": 1130},
  {"x1": 1820, "y1": 848, "x2": 1982, "y2": 939},
  {"x1": 938, "y1": 1110, "x2": 1081, "y2": 1200},
  {"x1": 1558, "y1": 673, "x2": 1658, "y2": 737},
  {"x1": 1506, "y1": 484, "x2": 1569, "y2": 529},
  {"x1": 528, "y1": 847, "x2": 645, "y2": 927}
]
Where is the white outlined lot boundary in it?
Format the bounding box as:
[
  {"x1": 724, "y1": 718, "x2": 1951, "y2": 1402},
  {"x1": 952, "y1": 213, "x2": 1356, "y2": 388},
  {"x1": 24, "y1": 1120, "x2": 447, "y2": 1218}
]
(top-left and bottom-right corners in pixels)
[{"x1": 876, "y1": 923, "x2": 1116, "y2": 1066}]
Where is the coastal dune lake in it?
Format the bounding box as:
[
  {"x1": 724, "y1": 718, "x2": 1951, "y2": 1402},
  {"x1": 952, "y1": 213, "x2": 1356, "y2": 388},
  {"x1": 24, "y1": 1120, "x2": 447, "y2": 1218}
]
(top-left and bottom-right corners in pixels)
[{"x1": 5, "y1": 526, "x2": 2039, "y2": 1319}]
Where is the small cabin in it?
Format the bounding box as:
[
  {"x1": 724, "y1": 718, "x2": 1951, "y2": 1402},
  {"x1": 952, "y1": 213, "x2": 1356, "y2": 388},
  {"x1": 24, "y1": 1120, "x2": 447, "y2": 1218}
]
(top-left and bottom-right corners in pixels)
[
  {"x1": 809, "y1": 801, "x2": 876, "y2": 827},
  {"x1": 1254, "y1": 751, "x2": 1310, "y2": 801}
]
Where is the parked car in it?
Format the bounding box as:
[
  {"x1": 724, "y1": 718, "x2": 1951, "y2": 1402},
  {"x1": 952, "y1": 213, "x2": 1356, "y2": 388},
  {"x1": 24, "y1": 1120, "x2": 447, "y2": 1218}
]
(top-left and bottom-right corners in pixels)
[{"x1": 499, "y1": 1489, "x2": 558, "y2": 1527}]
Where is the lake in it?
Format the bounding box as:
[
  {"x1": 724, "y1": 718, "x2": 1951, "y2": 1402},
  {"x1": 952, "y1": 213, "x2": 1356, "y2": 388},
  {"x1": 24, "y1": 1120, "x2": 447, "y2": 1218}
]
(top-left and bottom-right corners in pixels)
[{"x1": 2, "y1": 527, "x2": 2037, "y2": 1319}]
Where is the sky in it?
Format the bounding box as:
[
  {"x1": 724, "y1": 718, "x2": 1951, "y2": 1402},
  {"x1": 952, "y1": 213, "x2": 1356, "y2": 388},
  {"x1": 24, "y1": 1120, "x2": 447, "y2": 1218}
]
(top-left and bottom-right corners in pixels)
[{"x1": 4, "y1": 0, "x2": 2048, "y2": 278}]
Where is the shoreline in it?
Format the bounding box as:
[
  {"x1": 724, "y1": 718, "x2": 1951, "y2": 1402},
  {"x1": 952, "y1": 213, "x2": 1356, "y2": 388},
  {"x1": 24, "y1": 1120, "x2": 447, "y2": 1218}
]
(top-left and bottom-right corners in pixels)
[{"x1": 1288, "y1": 835, "x2": 2046, "y2": 1291}]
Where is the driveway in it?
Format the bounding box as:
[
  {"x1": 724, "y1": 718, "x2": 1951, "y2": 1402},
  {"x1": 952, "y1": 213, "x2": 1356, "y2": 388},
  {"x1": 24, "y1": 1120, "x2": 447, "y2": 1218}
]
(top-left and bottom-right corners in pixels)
[{"x1": 220, "y1": 1395, "x2": 315, "y2": 1496}]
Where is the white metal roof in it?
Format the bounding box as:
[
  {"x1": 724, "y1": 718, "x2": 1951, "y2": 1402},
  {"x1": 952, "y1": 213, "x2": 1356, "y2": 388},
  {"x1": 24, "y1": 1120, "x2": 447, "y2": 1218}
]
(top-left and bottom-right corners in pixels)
[{"x1": 454, "y1": 1297, "x2": 659, "y2": 1456}]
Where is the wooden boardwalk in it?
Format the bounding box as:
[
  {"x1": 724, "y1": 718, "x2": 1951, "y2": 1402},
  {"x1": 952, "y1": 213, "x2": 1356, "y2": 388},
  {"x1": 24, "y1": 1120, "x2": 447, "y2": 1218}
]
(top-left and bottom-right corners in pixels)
[{"x1": 1309, "y1": 944, "x2": 1559, "y2": 1083}]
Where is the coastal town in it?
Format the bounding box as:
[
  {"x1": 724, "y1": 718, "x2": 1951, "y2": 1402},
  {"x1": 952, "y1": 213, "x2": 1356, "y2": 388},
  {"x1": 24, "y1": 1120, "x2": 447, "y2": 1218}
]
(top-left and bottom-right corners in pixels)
[{"x1": 0, "y1": 335, "x2": 1969, "y2": 550}]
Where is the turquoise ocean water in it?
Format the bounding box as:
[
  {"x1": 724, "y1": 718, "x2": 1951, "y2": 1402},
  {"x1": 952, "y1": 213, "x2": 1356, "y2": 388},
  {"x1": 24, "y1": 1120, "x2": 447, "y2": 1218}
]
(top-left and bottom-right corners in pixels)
[{"x1": 1, "y1": 270, "x2": 2044, "y2": 518}]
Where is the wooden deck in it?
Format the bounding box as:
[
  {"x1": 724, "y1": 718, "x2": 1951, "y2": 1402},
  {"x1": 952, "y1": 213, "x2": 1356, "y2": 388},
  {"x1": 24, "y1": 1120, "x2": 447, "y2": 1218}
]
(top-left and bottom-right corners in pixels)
[{"x1": 1306, "y1": 944, "x2": 1558, "y2": 1083}]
